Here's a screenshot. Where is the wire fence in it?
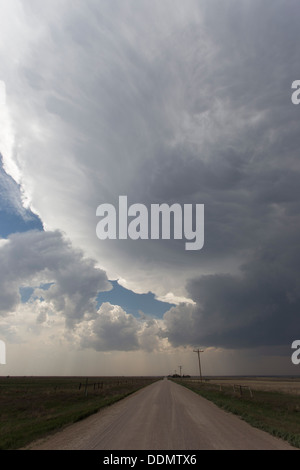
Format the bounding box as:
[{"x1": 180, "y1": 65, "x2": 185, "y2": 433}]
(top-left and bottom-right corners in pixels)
[{"x1": 174, "y1": 377, "x2": 254, "y2": 398}]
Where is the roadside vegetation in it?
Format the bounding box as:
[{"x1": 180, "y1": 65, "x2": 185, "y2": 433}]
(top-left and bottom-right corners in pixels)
[
  {"x1": 174, "y1": 377, "x2": 300, "y2": 449},
  {"x1": 0, "y1": 376, "x2": 160, "y2": 450}
]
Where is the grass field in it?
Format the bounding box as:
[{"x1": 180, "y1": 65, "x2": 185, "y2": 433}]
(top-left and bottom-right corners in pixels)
[
  {"x1": 0, "y1": 376, "x2": 160, "y2": 450},
  {"x1": 2, "y1": 375, "x2": 300, "y2": 450},
  {"x1": 208, "y1": 376, "x2": 300, "y2": 395},
  {"x1": 174, "y1": 376, "x2": 300, "y2": 449}
]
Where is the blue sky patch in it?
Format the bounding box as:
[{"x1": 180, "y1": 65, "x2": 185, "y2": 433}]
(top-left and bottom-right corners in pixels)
[
  {"x1": 97, "y1": 280, "x2": 175, "y2": 318},
  {"x1": 0, "y1": 209, "x2": 43, "y2": 238},
  {"x1": 0, "y1": 154, "x2": 43, "y2": 237}
]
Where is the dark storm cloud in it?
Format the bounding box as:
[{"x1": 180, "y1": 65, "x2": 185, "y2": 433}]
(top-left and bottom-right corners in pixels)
[
  {"x1": 164, "y1": 222, "x2": 300, "y2": 350},
  {"x1": 101, "y1": 0, "x2": 300, "y2": 279},
  {"x1": 160, "y1": 1, "x2": 300, "y2": 352}
]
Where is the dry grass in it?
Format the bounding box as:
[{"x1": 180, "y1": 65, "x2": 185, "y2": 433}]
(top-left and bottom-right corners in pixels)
[
  {"x1": 208, "y1": 376, "x2": 300, "y2": 395},
  {"x1": 176, "y1": 376, "x2": 300, "y2": 448}
]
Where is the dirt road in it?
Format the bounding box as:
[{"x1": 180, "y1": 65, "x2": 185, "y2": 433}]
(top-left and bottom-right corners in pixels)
[{"x1": 28, "y1": 378, "x2": 296, "y2": 450}]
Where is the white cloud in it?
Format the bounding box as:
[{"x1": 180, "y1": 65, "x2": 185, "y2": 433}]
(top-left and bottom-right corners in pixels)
[
  {"x1": 0, "y1": 230, "x2": 111, "y2": 325},
  {"x1": 76, "y1": 302, "x2": 168, "y2": 353},
  {"x1": 78, "y1": 302, "x2": 140, "y2": 352},
  {"x1": 0, "y1": 229, "x2": 170, "y2": 356},
  {"x1": 0, "y1": 82, "x2": 17, "y2": 178}
]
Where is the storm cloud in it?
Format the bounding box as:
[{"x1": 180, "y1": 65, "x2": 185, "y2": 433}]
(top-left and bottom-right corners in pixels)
[
  {"x1": 0, "y1": 0, "x2": 300, "y2": 371},
  {"x1": 164, "y1": 224, "x2": 300, "y2": 351}
]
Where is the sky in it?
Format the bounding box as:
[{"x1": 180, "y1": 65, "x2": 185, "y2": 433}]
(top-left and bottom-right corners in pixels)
[{"x1": 0, "y1": 0, "x2": 300, "y2": 377}]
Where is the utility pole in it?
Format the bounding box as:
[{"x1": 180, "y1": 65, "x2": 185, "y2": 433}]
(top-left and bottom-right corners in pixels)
[
  {"x1": 193, "y1": 349, "x2": 204, "y2": 383},
  {"x1": 178, "y1": 365, "x2": 182, "y2": 377}
]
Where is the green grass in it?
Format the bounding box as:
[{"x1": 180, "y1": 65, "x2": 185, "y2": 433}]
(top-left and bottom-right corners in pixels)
[
  {"x1": 0, "y1": 376, "x2": 160, "y2": 450},
  {"x1": 174, "y1": 379, "x2": 300, "y2": 449}
]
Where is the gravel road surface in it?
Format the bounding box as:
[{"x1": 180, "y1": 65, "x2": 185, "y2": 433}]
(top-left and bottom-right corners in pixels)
[{"x1": 27, "y1": 378, "x2": 296, "y2": 450}]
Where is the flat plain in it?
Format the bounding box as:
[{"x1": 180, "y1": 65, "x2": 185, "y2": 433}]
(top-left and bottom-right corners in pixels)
[
  {"x1": 0, "y1": 375, "x2": 159, "y2": 450},
  {"x1": 26, "y1": 378, "x2": 296, "y2": 450},
  {"x1": 1, "y1": 375, "x2": 299, "y2": 450}
]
